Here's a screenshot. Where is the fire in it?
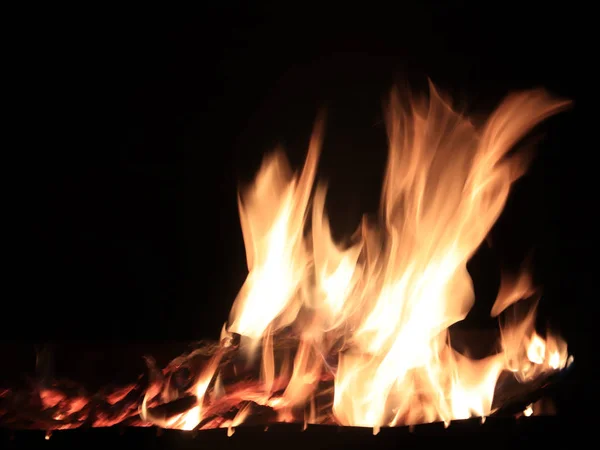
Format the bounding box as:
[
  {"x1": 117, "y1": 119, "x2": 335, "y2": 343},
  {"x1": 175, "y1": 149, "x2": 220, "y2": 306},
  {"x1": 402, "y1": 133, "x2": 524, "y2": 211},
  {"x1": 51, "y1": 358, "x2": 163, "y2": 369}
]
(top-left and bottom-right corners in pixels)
[
  {"x1": 1, "y1": 82, "x2": 571, "y2": 432},
  {"x1": 147, "y1": 81, "x2": 569, "y2": 431}
]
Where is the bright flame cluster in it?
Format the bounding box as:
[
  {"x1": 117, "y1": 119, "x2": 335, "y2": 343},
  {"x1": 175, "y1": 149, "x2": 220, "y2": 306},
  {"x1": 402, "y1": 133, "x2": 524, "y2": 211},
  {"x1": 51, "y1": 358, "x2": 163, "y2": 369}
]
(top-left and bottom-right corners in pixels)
[{"x1": 143, "y1": 82, "x2": 571, "y2": 432}]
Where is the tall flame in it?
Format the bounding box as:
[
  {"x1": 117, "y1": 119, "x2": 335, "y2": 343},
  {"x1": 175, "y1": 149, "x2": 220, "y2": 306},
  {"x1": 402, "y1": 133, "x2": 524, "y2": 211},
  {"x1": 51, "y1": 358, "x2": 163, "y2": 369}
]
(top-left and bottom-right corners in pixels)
[
  {"x1": 156, "y1": 82, "x2": 570, "y2": 431},
  {"x1": 225, "y1": 82, "x2": 570, "y2": 429}
]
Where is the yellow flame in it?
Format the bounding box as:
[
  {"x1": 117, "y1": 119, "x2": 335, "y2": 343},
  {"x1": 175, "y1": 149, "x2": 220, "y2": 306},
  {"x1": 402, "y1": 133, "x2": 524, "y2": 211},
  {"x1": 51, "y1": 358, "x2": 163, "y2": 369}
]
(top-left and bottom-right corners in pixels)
[
  {"x1": 224, "y1": 83, "x2": 570, "y2": 429},
  {"x1": 144, "y1": 83, "x2": 570, "y2": 431}
]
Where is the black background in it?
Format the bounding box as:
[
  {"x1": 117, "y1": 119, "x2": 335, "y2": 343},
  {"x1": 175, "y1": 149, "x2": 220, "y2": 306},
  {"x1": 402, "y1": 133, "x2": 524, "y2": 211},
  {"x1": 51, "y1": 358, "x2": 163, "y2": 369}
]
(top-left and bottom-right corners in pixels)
[{"x1": 5, "y1": 2, "x2": 594, "y2": 409}]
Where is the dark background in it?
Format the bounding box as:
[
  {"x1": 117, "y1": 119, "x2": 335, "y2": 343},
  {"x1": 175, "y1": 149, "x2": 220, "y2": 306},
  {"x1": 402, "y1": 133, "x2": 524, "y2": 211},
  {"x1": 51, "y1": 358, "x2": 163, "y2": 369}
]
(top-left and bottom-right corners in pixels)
[{"x1": 5, "y1": 2, "x2": 593, "y2": 407}]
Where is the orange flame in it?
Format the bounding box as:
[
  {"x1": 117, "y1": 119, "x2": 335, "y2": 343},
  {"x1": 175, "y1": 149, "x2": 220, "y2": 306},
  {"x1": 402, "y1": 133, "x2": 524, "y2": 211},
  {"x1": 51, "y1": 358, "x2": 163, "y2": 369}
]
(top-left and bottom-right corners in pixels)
[{"x1": 150, "y1": 82, "x2": 571, "y2": 431}]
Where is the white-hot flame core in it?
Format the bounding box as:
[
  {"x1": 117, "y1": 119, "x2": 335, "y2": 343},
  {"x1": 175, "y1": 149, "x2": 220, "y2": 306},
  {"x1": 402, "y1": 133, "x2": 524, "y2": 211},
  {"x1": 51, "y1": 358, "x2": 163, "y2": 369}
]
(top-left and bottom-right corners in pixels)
[{"x1": 159, "y1": 83, "x2": 570, "y2": 431}]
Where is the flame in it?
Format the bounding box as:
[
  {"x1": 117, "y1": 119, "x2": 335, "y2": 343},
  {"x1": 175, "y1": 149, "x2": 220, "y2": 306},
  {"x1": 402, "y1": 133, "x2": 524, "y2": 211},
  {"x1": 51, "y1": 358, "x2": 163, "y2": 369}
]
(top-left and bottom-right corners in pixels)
[
  {"x1": 220, "y1": 82, "x2": 570, "y2": 429},
  {"x1": 8, "y1": 83, "x2": 570, "y2": 432}
]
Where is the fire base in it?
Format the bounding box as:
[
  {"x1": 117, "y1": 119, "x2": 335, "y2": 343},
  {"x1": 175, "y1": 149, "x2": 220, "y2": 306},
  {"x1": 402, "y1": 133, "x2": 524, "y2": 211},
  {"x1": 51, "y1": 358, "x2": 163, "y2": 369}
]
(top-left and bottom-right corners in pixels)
[{"x1": 0, "y1": 417, "x2": 580, "y2": 450}]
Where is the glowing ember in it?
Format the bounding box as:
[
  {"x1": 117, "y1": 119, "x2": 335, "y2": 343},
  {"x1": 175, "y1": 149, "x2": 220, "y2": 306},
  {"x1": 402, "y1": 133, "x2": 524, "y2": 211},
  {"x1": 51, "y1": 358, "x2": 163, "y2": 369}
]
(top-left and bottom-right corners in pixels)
[{"x1": 0, "y1": 82, "x2": 572, "y2": 432}]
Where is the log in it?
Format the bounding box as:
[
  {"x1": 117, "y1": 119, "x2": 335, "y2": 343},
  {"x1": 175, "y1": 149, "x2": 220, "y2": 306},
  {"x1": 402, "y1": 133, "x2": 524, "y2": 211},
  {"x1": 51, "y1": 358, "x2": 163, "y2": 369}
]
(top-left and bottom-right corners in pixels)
[
  {"x1": 490, "y1": 361, "x2": 575, "y2": 417},
  {"x1": 0, "y1": 334, "x2": 571, "y2": 430}
]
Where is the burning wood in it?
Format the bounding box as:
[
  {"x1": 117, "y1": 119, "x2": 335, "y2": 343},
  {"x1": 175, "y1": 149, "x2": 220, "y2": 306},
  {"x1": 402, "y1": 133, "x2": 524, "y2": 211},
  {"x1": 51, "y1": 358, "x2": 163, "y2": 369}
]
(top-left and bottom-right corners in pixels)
[
  {"x1": 1, "y1": 82, "x2": 573, "y2": 432},
  {"x1": 0, "y1": 335, "x2": 571, "y2": 431}
]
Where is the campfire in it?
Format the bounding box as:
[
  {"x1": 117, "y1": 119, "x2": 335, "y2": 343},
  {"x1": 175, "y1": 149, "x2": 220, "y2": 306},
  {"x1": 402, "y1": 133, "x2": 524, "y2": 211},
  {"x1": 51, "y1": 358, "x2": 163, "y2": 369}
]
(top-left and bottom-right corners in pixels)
[{"x1": 1, "y1": 82, "x2": 573, "y2": 435}]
